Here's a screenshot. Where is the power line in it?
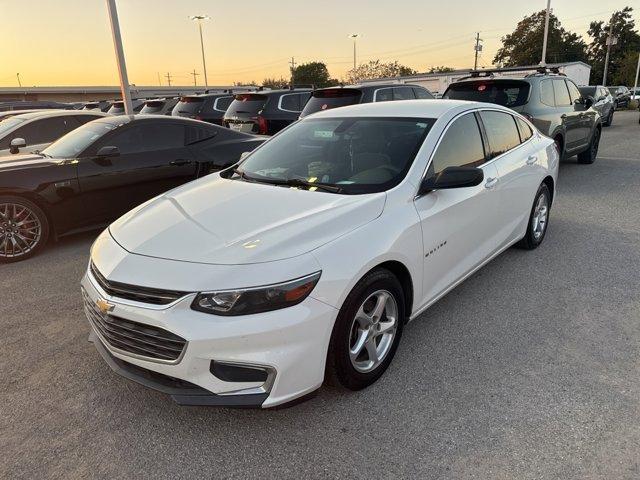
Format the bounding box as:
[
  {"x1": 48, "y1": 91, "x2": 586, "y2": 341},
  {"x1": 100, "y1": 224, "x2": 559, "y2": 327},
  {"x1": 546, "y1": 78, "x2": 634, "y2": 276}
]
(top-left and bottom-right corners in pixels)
[
  {"x1": 190, "y1": 69, "x2": 200, "y2": 86},
  {"x1": 165, "y1": 72, "x2": 173, "y2": 86}
]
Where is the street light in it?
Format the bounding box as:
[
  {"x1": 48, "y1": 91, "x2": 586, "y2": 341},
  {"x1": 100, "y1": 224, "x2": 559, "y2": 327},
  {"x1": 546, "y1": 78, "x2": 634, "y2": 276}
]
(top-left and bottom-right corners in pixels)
[
  {"x1": 190, "y1": 15, "x2": 210, "y2": 88},
  {"x1": 540, "y1": 0, "x2": 552, "y2": 66},
  {"x1": 106, "y1": 0, "x2": 133, "y2": 115},
  {"x1": 348, "y1": 33, "x2": 361, "y2": 71}
]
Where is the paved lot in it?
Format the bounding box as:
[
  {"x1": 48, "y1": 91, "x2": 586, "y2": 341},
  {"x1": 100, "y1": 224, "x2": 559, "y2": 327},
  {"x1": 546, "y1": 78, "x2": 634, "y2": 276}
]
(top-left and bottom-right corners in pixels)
[{"x1": 2, "y1": 111, "x2": 639, "y2": 479}]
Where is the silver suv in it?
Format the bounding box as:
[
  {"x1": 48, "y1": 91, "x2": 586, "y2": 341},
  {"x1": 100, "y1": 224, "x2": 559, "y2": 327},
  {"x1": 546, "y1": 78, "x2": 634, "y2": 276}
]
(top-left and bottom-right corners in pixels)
[{"x1": 443, "y1": 69, "x2": 603, "y2": 164}]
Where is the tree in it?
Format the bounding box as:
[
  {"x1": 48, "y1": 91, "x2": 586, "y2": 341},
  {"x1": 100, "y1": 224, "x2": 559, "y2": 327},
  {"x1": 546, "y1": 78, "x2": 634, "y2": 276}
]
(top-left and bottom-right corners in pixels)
[
  {"x1": 292, "y1": 62, "x2": 338, "y2": 88},
  {"x1": 494, "y1": 10, "x2": 587, "y2": 67},
  {"x1": 427, "y1": 66, "x2": 454, "y2": 73},
  {"x1": 261, "y1": 77, "x2": 289, "y2": 89},
  {"x1": 346, "y1": 60, "x2": 416, "y2": 83},
  {"x1": 588, "y1": 7, "x2": 640, "y2": 85}
]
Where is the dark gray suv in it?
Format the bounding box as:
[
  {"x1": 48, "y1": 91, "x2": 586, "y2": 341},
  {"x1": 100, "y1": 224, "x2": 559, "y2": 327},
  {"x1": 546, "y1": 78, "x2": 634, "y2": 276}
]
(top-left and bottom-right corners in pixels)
[
  {"x1": 579, "y1": 86, "x2": 615, "y2": 127},
  {"x1": 444, "y1": 70, "x2": 602, "y2": 164}
]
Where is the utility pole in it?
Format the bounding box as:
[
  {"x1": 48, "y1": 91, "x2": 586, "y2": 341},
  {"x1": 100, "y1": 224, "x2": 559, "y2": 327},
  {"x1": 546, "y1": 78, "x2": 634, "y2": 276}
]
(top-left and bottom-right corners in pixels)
[
  {"x1": 541, "y1": 0, "x2": 552, "y2": 66},
  {"x1": 190, "y1": 69, "x2": 200, "y2": 86},
  {"x1": 633, "y1": 53, "x2": 640, "y2": 100},
  {"x1": 16, "y1": 73, "x2": 21, "y2": 87},
  {"x1": 289, "y1": 57, "x2": 297, "y2": 84},
  {"x1": 603, "y1": 18, "x2": 617, "y2": 86},
  {"x1": 473, "y1": 33, "x2": 483, "y2": 70},
  {"x1": 157, "y1": 72, "x2": 162, "y2": 86},
  {"x1": 165, "y1": 72, "x2": 173, "y2": 87},
  {"x1": 106, "y1": 0, "x2": 133, "y2": 115}
]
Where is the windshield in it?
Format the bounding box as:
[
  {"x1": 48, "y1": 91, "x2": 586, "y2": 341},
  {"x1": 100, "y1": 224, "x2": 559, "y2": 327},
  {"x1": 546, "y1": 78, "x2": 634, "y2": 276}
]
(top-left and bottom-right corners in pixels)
[
  {"x1": 175, "y1": 96, "x2": 205, "y2": 114},
  {"x1": 0, "y1": 117, "x2": 25, "y2": 136},
  {"x1": 140, "y1": 101, "x2": 165, "y2": 114},
  {"x1": 444, "y1": 80, "x2": 531, "y2": 107},
  {"x1": 43, "y1": 121, "x2": 117, "y2": 158},
  {"x1": 300, "y1": 89, "x2": 363, "y2": 118},
  {"x1": 235, "y1": 117, "x2": 434, "y2": 194}
]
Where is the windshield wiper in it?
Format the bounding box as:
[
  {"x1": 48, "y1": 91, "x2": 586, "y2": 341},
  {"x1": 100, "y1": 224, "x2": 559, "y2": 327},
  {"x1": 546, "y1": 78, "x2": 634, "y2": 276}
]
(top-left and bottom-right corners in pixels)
[{"x1": 264, "y1": 177, "x2": 343, "y2": 193}]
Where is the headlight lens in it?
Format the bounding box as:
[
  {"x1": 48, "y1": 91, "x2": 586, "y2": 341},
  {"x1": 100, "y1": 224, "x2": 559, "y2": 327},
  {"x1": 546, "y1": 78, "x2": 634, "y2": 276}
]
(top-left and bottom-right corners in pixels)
[{"x1": 191, "y1": 272, "x2": 321, "y2": 316}]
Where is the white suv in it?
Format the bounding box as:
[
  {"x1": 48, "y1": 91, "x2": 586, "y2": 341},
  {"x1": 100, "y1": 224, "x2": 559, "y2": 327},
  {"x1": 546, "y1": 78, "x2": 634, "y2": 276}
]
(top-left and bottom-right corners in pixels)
[{"x1": 82, "y1": 100, "x2": 559, "y2": 408}]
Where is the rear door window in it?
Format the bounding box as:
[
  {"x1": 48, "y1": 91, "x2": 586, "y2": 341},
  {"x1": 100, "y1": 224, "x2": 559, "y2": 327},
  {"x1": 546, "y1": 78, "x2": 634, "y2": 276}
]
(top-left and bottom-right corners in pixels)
[
  {"x1": 430, "y1": 113, "x2": 486, "y2": 175},
  {"x1": 413, "y1": 87, "x2": 434, "y2": 99},
  {"x1": 393, "y1": 87, "x2": 415, "y2": 100},
  {"x1": 540, "y1": 79, "x2": 555, "y2": 106},
  {"x1": 553, "y1": 79, "x2": 571, "y2": 107},
  {"x1": 175, "y1": 96, "x2": 205, "y2": 115},
  {"x1": 444, "y1": 80, "x2": 531, "y2": 108},
  {"x1": 279, "y1": 94, "x2": 301, "y2": 112},
  {"x1": 515, "y1": 117, "x2": 533, "y2": 142},
  {"x1": 374, "y1": 88, "x2": 394, "y2": 102},
  {"x1": 479, "y1": 111, "x2": 521, "y2": 158},
  {"x1": 104, "y1": 123, "x2": 184, "y2": 154}
]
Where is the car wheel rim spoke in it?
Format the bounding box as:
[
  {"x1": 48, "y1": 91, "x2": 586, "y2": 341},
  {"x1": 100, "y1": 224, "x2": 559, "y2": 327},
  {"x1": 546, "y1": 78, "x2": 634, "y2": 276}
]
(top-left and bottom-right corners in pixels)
[
  {"x1": 0, "y1": 202, "x2": 41, "y2": 258},
  {"x1": 532, "y1": 195, "x2": 548, "y2": 241},
  {"x1": 348, "y1": 289, "x2": 398, "y2": 373}
]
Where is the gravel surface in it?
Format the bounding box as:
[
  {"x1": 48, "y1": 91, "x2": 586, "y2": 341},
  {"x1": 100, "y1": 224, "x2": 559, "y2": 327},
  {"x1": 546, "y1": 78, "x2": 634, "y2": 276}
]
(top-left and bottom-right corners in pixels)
[{"x1": 2, "y1": 111, "x2": 639, "y2": 479}]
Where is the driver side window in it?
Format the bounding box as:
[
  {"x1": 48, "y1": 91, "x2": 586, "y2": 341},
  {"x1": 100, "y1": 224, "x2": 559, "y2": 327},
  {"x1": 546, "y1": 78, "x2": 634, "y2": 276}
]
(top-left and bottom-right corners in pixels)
[{"x1": 429, "y1": 113, "x2": 486, "y2": 176}]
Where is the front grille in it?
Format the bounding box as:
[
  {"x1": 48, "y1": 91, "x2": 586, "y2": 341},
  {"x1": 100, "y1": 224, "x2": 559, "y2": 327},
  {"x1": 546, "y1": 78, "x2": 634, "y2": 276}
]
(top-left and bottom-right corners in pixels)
[
  {"x1": 83, "y1": 290, "x2": 187, "y2": 362},
  {"x1": 90, "y1": 262, "x2": 188, "y2": 305}
]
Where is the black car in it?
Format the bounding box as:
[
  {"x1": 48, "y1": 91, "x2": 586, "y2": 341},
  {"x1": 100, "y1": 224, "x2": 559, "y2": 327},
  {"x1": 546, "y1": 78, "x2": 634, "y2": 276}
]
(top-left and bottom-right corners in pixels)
[
  {"x1": 0, "y1": 100, "x2": 73, "y2": 112},
  {"x1": 172, "y1": 93, "x2": 236, "y2": 124},
  {"x1": 139, "y1": 97, "x2": 180, "y2": 115},
  {"x1": 0, "y1": 116, "x2": 265, "y2": 262},
  {"x1": 578, "y1": 86, "x2": 615, "y2": 126},
  {"x1": 607, "y1": 86, "x2": 631, "y2": 109},
  {"x1": 223, "y1": 89, "x2": 312, "y2": 135},
  {"x1": 299, "y1": 83, "x2": 433, "y2": 118}
]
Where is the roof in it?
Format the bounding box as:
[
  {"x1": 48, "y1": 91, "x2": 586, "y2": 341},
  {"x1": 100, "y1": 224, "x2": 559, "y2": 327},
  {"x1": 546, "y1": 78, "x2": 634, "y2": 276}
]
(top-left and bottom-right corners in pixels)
[{"x1": 306, "y1": 99, "x2": 494, "y2": 119}]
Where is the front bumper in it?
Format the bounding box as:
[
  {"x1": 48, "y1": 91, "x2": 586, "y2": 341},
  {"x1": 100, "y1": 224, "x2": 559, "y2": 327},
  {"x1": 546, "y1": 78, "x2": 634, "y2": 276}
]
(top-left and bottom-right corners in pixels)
[{"x1": 81, "y1": 267, "x2": 338, "y2": 408}]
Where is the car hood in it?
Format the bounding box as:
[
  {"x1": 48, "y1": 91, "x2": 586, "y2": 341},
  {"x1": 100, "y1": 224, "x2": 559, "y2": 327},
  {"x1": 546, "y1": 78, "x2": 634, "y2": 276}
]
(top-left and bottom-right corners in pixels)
[
  {"x1": 109, "y1": 175, "x2": 386, "y2": 265},
  {"x1": 0, "y1": 153, "x2": 63, "y2": 169}
]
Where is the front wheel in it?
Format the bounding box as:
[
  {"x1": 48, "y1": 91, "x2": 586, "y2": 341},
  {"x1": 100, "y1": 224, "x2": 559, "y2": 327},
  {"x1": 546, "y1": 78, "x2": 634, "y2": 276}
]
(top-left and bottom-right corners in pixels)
[
  {"x1": 603, "y1": 109, "x2": 613, "y2": 127},
  {"x1": 517, "y1": 184, "x2": 551, "y2": 250},
  {"x1": 326, "y1": 269, "x2": 405, "y2": 391},
  {"x1": 0, "y1": 196, "x2": 49, "y2": 263}
]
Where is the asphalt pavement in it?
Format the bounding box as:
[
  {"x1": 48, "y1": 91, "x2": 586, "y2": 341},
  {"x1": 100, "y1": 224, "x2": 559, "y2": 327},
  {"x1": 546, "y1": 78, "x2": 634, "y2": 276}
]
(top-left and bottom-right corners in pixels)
[{"x1": 1, "y1": 110, "x2": 639, "y2": 479}]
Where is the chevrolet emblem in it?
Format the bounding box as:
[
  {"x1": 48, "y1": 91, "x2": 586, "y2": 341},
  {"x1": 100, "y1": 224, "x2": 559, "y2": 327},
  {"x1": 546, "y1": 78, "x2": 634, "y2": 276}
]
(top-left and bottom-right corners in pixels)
[{"x1": 96, "y1": 298, "x2": 114, "y2": 314}]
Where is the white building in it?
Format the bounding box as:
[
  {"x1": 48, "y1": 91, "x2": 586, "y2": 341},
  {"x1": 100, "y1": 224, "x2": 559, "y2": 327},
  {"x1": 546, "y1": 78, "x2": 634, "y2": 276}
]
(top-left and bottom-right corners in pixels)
[{"x1": 360, "y1": 61, "x2": 592, "y2": 97}]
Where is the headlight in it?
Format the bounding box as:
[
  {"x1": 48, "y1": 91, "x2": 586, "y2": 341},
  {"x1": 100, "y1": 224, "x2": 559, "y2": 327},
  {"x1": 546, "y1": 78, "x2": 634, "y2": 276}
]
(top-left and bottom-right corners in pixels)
[{"x1": 191, "y1": 272, "x2": 321, "y2": 316}]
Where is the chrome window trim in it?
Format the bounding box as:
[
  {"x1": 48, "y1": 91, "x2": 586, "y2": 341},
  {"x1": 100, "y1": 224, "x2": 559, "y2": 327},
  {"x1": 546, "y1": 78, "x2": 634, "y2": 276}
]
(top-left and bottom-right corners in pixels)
[
  {"x1": 213, "y1": 95, "x2": 233, "y2": 112},
  {"x1": 277, "y1": 93, "x2": 306, "y2": 113},
  {"x1": 373, "y1": 87, "x2": 395, "y2": 102},
  {"x1": 417, "y1": 107, "x2": 537, "y2": 192}
]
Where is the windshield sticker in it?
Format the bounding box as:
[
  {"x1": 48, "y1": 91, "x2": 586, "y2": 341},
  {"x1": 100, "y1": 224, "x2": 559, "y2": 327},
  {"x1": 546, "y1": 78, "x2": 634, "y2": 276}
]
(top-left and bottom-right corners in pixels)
[{"x1": 314, "y1": 130, "x2": 334, "y2": 138}]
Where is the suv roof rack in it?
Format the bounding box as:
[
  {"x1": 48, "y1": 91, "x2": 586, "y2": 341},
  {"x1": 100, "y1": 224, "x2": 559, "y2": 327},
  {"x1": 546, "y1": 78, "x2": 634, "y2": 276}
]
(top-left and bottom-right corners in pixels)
[
  {"x1": 457, "y1": 70, "x2": 496, "y2": 81},
  {"x1": 524, "y1": 66, "x2": 566, "y2": 77}
]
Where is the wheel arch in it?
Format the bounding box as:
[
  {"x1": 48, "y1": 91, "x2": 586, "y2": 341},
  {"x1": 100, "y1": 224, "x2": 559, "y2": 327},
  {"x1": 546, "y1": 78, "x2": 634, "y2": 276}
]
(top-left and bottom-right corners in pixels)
[{"x1": 366, "y1": 260, "x2": 414, "y2": 322}]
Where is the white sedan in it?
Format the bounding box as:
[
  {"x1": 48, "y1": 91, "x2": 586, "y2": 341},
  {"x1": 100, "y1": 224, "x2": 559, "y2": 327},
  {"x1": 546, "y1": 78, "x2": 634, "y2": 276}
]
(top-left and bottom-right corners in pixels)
[{"x1": 82, "y1": 100, "x2": 559, "y2": 408}]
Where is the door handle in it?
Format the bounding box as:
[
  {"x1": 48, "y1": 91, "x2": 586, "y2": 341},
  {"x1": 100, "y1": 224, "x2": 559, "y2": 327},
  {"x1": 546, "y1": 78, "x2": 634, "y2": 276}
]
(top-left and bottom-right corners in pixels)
[
  {"x1": 169, "y1": 159, "x2": 192, "y2": 166},
  {"x1": 526, "y1": 155, "x2": 538, "y2": 165},
  {"x1": 484, "y1": 177, "x2": 498, "y2": 189}
]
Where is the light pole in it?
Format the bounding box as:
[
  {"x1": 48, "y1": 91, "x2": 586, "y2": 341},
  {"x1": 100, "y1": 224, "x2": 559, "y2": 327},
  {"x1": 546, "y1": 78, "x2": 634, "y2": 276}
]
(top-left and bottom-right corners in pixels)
[
  {"x1": 633, "y1": 53, "x2": 640, "y2": 100},
  {"x1": 603, "y1": 19, "x2": 617, "y2": 86},
  {"x1": 106, "y1": 0, "x2": 133, "y2": 115},
  {"x1": 348, "y1": 34, "x2": 361, "y2": 71},
  {"x1": 190, "y1": 15, "x2": 210, "y2": 88},
  {"x1": 540, "y1": 0, "x2": 552, "y2": 66}
]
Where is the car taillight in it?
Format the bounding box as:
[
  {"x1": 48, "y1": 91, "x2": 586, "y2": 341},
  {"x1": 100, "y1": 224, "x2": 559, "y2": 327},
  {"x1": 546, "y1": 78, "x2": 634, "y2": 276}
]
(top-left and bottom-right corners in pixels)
[{"x1": 257, "y1": 115, "x2": 268, "y2": 135}]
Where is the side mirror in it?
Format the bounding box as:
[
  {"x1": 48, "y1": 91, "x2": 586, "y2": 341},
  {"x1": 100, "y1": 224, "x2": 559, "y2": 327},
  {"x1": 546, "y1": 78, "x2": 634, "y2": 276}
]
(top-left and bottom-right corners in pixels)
[
  {"x1": 584, "y1": 96, "x2": 594, "y2": 108},
  {"x1": 419, "y1": 166, "x2": 484, "y2": 194},
  {"x1": 96, "y1": 145, "x2": 120, "y2": 157},
  {"x1": 9, "y1": 137, "x2": 26, "y2": 154}
]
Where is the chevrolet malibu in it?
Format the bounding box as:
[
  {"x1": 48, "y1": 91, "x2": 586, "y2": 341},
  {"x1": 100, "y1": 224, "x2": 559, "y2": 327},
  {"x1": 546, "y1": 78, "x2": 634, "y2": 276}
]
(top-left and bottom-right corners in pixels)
[{"x1": 82, "y1": 100, "x2": 559, "y2": 408}]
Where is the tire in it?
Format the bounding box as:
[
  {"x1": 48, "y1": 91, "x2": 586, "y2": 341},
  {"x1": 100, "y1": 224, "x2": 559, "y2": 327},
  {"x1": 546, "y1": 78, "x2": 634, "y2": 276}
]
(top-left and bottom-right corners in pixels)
[
  {"x1": 603, "y1": 109, "x2": 614, "y2": 127},
  {"x1": 577, "y1": 127, "x2": 601, "y2": 164},
  {"x1": 326, "y1": 268, "x2": 405, "y2": 391},
  {"x1": 553, "y1": 135, "x2": 564, "y2": 161},
  {"x1": 517, "y1": 184, "x2": 551, "y2": 250},
  {"x1": 0, "y1": 195, "x2": 49, "y2": 263}
]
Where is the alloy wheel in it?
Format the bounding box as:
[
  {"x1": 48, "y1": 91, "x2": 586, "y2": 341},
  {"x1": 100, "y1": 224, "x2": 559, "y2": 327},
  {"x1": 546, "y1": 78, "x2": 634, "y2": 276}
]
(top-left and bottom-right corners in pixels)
[
  {"x1": 0, "y1": 203, "x2": 42, "y2": 259},
  {"x1": 348, "y1": 290, "x2": 398, "y2": 373},
  {"x1": 531, "y1": 194, "x2": 548, "y2": 241}
]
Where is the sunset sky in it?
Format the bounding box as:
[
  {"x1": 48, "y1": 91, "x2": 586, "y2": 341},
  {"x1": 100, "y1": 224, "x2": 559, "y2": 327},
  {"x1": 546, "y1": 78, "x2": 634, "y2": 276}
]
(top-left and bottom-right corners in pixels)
[{"x1": 1, "y1": 0, "x2": 638, "y2": 87}]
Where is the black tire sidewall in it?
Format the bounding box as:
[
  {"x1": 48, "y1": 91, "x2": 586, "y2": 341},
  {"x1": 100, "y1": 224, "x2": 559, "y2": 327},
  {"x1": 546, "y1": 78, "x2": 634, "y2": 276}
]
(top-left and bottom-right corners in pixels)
[
  {"x1": 0, "y1": 195, "x2": 49, "y2": 263},
  {"x1": 327, "y1": 269, "x2": 405, "y2": 391}
]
